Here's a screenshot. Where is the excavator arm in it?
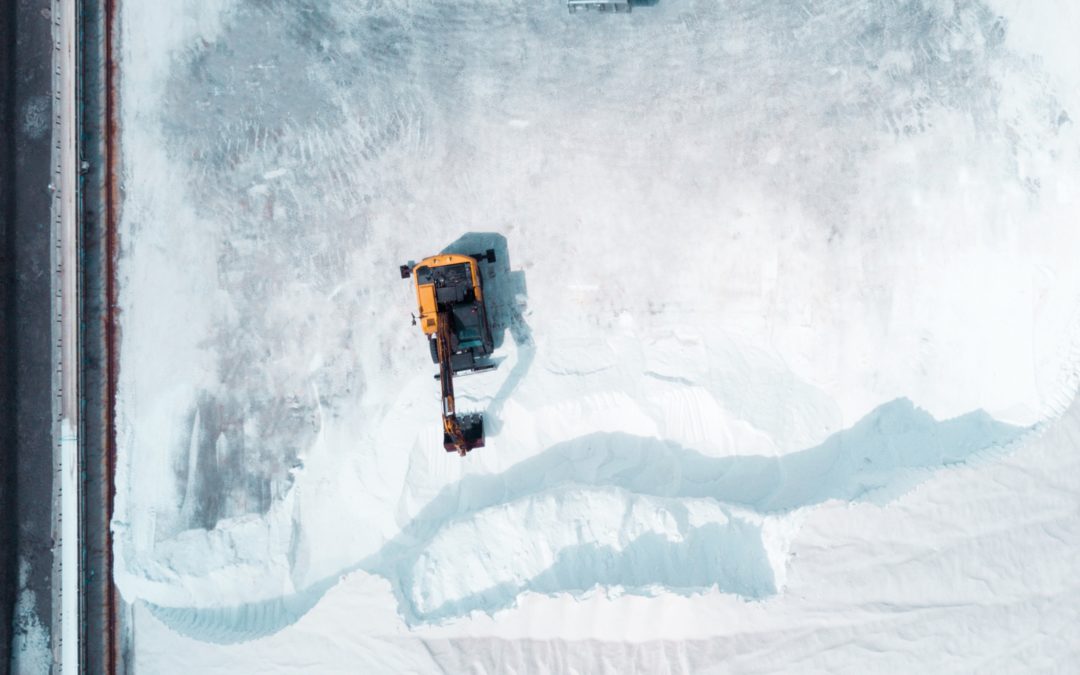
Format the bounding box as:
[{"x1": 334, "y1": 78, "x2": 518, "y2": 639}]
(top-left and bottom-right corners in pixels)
[{"x1": 435, "y1": 310, "x2": 484, "y2": 455}]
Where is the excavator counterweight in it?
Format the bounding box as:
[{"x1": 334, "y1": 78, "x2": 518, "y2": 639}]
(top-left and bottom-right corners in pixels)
[{"x1": 401, "y1": 249, "x2": 496, "y2": 455}]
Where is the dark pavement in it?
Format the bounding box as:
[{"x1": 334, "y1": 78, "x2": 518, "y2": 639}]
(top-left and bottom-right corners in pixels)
[{"x1": 1, "y1": 0, "x2": 58, "y2": 669}]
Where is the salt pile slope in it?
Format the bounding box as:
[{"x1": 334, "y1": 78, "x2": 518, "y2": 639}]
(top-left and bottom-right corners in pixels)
[
  {"x1": 147, "y1": 399, "x2": 1031, "y2": 640},
  {"x1": 113, "y1": 0, "x2": 1080, "y2": 670},
  {"x1": 135, "y1": 390, "x2": 1080, "y2": 672}
]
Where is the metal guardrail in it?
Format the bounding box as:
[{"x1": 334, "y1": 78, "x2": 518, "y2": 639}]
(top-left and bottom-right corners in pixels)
[{"x1": 49, "y1": 0, "x2": 80, "y2": 672}]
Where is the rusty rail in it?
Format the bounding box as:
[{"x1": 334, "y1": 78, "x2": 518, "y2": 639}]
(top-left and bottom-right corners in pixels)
[{"x1": 76, "y1": 0, "x2": 120, "y2": 670}]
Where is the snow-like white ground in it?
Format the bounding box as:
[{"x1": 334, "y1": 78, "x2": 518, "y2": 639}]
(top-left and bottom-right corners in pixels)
[{"x1": 115, "y1": 0, "x2": 1080, "y2": 671}]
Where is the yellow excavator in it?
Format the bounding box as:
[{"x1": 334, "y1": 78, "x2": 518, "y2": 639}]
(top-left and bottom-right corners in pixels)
[{"x1": 400, "y1": 250, "x2": 496, "y2": 455}]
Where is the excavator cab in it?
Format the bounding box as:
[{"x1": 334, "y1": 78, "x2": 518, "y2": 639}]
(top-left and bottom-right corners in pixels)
[{"x1": 400, "y1": 249, "x2": 497, "y2": 455}]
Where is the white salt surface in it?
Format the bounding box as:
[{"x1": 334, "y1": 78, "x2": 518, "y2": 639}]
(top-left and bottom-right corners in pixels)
[{"x1": 115, "y1": 0, "x2": 1080, "y2": 671}]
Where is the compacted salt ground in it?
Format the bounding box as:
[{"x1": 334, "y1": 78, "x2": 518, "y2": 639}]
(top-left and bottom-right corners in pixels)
[{"x1": 115, "y1": 0, "x2": 1080, "y2": 671}]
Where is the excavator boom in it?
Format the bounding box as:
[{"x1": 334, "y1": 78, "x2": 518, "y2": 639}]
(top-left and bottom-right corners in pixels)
[{"x1": 436, "y1": 311, "x2": 484, "y2": 455}]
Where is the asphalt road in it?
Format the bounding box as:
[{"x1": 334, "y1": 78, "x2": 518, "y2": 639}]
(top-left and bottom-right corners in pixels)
[{"x1": 1, "y1": 0, "x2": 58, "y2": 670}]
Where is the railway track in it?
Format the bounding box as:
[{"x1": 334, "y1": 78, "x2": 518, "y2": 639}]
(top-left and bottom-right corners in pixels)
[{"x1": 51, "y1": 0, "x2": 120, "y2": 671}]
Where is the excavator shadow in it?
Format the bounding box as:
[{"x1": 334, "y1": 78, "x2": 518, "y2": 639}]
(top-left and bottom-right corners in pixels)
[
  {"x1": 442, "y1": 233, "x2": 533, "y2": 436},
  {"x1": 441, "y1": 232, "x2": 530, "y2": 354}
]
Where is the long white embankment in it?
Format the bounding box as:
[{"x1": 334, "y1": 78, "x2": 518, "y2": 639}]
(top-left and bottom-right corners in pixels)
[{"x1": 51, "y1": 0, "x2": 79, "y2": 672}]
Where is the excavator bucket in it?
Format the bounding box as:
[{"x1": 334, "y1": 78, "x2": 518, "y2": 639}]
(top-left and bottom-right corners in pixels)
[{"x1": 444, "y1": 413, "x2": 485, "y2": 453}]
